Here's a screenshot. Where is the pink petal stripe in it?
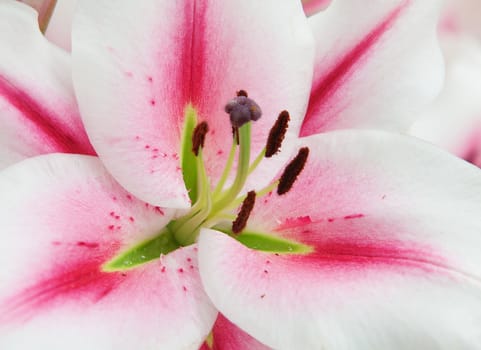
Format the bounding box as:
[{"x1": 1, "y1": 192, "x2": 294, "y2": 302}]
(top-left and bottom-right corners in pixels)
[
  {"x1": 0, "y1": 155, "x2": 216, "y2": 349},
  {"x1": 72, "y1": 0, "x2": 313, "y2": 207},
  {"x1": 262, "y1": 212, "x2": 447, "y2": 273},
  {"x1": 1, "y1": 253, "x2": 121, "y2": 324},
  {"x1": 300, "y1": 1, "x2": 407, "y2": 136},
  {"x1": 0, "y1": 74, "x2": 95, "y2": 155}
]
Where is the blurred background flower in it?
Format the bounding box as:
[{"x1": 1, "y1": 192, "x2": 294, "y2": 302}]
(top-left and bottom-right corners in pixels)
[{"x1": 410, "y1": 0, "x2": 481, "y2": 167}]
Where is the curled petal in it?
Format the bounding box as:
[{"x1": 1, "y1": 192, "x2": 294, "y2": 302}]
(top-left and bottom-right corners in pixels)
[
  {"x1": 199, "y1": 130, "x2": 481, "y2": 349},
  {"x1": 0, "y1": 1, "x2": 95, "y2": 170},
  {"x1": 45, "y1": 0, "x2": 78, "y2": 51},
  {"x1": 301, "y1": 0, "x2": 444, "y2": 136},
  {"x1": 72, "y1": 0, "x2": 314, "y2": 208}
]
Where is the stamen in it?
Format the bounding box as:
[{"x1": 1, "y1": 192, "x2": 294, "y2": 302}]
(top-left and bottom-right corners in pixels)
[
  {"x1": 192, "y1": 121, "x2": 209, "y2": 156},
  {"x1": 266, "y1": 110, "x2": 290, "y2": 158},
  {"x1": 232, "y1": 191, "x2": 256, "y2": 234},
  {"x1": 277, "y1": 147, "x2": 309, "y2": 195}
]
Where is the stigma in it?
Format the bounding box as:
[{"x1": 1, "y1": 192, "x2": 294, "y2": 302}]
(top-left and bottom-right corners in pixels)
[{"x1": 225, "y1": 90, "x2": 262, "y2": 128}]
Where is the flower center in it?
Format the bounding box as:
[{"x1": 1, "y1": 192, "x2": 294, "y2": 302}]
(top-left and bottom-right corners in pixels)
[{"x1": 103, "y1": 91, "x2": 310, "y2": 272}]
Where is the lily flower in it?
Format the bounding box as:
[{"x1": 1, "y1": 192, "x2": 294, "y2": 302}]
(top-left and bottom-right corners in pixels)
[{"x1": 2, "y1": 1, "x2": 479, "y2": 349}]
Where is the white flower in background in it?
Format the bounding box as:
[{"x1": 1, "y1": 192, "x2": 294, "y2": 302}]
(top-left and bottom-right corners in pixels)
[{"x1": 411, "y1": 0, "x2": 481, "y2": 167}]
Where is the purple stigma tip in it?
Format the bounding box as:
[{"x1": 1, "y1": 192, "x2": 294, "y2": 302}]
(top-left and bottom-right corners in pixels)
[{"x1": 225, "y1": 94, "x2": 262, "y2": 128}]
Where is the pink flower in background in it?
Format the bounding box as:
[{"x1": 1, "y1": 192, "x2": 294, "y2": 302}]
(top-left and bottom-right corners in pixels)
[
  {"x1": 439, "y1": 0, "x2": 481, "y2": 40},
  {"x1": 411, "y1": 0, "x2": 481, "y2": 167},
  {"x1": 410, "y1": 36, "x2": 481, "y2": 167},
  {"x1": 2, "y1": 1, "x2": 481, "y2": 349}
]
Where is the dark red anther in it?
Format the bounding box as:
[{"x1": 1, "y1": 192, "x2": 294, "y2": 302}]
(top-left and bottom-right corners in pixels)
[
  {"x1": 277, "y1": 147, "x2": 309, "y2": 195},
  {"x1": 232, "y1": 191, "x2": 256, "y2": 234},
  {"x1": 266, "y1": 110, "x2": 290, "y2": 158},
  {"x1": 192, "y1": 121, "x2": 209, "y2": 156}
]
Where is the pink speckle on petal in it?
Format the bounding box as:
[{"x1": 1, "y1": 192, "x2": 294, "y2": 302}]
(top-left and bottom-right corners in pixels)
[
  {"x1": 108, "y1": 225, "x2": 115, "y2": 230},
  {"x1": 161, "y1": 266, "x2": 166, "y2": 273},
  {"x1": 178, "y1": 268, "x2": 184, "y2": 273},
  {"x1": 278, "y1": 216, "x2": 312, "y2": 230},
  {"x1": 129, "y1": 216, "x2": 135, "y2": 222},
  {"x1": 76, "y1": 241, "x2": 100, "y2": 249},
  {"x1": 344, "y1": 213, "x2": 364, "y2": 220}
]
